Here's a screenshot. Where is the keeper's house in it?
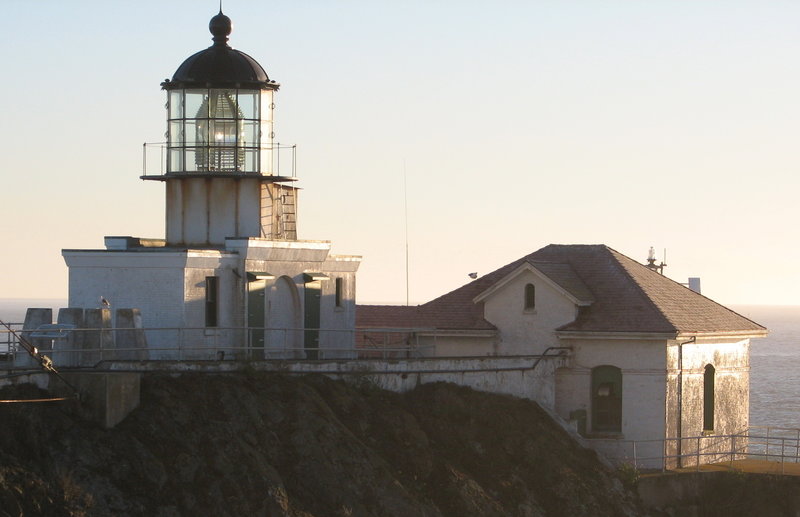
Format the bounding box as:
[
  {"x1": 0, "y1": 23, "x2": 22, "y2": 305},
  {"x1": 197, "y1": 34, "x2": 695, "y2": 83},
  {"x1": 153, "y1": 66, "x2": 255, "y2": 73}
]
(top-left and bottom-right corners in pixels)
[{"x1": 358, "y1": 244, "x2": 766, "y2": 466}]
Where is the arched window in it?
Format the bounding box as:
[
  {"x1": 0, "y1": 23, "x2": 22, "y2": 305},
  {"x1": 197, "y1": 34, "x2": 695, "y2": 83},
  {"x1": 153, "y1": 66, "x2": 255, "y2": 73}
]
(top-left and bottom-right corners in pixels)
[
  {"x1": 704, "y1": 364, "x2": 715, "y2": 432},
  {"x1": 592, "y1": 365, "x2": 622, "y2": 433},
  {"x1": 524, "y1": 283, "x2": 536, "y2": 310}
]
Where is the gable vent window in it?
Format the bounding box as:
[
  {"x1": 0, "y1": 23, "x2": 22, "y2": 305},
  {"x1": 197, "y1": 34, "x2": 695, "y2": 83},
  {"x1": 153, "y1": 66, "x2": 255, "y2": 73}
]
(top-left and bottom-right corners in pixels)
[{"x1": 524, "y1": 283, "x2": 536, "y2": 311}]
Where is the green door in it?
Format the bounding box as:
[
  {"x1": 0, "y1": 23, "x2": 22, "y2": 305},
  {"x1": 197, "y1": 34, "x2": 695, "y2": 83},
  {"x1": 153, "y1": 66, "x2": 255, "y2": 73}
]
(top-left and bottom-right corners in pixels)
[
  {"x1": 247, "y1": 278, "x2": 266, "y2": 359},
  {"x1": 303, "y1": 279, "x2": 321, "y2": 360}
]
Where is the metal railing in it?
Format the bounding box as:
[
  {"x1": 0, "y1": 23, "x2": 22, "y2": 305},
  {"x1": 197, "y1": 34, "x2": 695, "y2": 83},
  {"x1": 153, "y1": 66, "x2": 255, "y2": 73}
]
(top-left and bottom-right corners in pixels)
[
  {"x1": 596, "y1": 426, "x2": 800, "y2": 473},
  {"x1": 142, "y1": 142, "x2": 297, "y2": 178},
  {"x1": 0, "y1": 325, "x2": 436, "y2": 367}
]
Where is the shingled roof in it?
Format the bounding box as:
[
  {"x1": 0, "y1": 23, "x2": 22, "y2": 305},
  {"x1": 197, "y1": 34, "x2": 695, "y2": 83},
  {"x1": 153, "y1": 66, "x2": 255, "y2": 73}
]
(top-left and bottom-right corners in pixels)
[{"x1": 357, "y1": 244, "x2": 766, "y2": 335}]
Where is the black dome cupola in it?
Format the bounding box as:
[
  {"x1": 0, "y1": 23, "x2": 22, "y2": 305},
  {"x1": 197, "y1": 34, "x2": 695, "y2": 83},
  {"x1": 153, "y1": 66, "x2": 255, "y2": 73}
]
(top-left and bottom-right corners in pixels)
[{"x1": 162, "y1": 10, "x2": 279, "y2": 91}]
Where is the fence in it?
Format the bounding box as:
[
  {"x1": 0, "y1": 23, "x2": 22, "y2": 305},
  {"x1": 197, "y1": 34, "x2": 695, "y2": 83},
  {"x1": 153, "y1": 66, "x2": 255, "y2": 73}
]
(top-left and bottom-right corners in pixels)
[
  {"x1": 600, "y1": 426, "x2": 800, "y2": 472},
  {"x1": 0, "y1": 324, "x2": 436, "y2": 367}
]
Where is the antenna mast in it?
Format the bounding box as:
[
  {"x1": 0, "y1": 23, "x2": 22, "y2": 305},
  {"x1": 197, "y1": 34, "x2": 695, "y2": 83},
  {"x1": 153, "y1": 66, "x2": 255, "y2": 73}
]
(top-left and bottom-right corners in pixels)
[{"x1": 404, "y1": 161, "x2": 409, "y2": 306}]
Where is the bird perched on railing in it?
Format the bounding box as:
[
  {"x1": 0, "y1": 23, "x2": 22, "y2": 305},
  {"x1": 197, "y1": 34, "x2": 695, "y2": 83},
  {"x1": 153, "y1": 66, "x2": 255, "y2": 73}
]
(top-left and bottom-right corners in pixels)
[{"x1": 100, "y1": 296, "x2": 111, "y2": 309}]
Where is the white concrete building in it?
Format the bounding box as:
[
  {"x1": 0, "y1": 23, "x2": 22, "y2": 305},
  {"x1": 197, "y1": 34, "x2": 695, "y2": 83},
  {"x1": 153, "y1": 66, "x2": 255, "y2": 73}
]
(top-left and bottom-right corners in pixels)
[
  {"x1": 358, "y1": 244, "x2": 766, "y2": 467},
  {"x1": 63, "y1": 11, "x2": 360, "y2": 360}
]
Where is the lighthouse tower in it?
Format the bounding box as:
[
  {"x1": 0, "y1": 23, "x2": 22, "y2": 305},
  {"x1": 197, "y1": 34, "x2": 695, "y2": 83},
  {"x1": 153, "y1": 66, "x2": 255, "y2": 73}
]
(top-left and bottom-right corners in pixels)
[
  {"x1": 146, "y1": 11, "x2": 296, "y2": 246},
  {"x1": 63, "y1": 11, "x2": 360, "y2": 360}
]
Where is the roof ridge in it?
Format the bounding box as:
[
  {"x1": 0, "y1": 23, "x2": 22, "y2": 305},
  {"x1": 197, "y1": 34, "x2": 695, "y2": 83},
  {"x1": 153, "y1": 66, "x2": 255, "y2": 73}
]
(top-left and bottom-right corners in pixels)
[{"x1": 605, "y1": 246, "x2": 679, "y2": 332}]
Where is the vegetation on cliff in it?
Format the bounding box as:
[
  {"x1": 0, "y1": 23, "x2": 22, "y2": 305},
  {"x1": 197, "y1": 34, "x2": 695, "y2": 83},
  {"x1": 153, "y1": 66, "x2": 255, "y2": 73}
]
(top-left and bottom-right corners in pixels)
[{"x1": 0, "y1": 374, "x2": 644, "y2": 516}]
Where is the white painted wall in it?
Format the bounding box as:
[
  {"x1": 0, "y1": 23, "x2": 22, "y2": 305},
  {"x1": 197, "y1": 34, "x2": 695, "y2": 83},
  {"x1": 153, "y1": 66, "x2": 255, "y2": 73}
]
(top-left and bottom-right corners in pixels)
[
  {"x1": 165, "y1": 177, "x2": 264, "y2": 246},
  {"x1": 482, "y1": 269, "x2": 578, "y2": 355},
  {"x1": 553, "y1": 336, "x2": 669, "y2": 467}
]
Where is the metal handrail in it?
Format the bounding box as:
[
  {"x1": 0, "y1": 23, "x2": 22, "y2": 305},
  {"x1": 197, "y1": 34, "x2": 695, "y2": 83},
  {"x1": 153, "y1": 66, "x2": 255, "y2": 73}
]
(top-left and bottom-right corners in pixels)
[
  {"x1": 0, "y1": 325, "x2": 450, "y2": 364},
  {"x1": 595, "y1": 426, "x2": 800, "y2": 472},
  {"x1": 142, "y1": 141, "x2": 297, "y2": 177}
]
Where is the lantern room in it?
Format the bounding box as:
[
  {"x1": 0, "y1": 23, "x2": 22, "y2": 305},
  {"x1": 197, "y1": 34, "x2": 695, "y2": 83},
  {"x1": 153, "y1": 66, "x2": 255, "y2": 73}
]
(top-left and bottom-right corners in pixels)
[{"x1": 158, "y1": 10, "x2": 280, "y2": 177}]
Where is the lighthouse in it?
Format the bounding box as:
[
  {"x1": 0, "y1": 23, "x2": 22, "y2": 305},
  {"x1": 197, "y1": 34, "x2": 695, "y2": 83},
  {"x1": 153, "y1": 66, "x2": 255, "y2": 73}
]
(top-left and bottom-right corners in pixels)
[
  {"x1": 63, "y1": 11, "x2": 361, "y2": 360},
  {"x1": 147, "y1": 11, "x2": 296, "y2": 246}
]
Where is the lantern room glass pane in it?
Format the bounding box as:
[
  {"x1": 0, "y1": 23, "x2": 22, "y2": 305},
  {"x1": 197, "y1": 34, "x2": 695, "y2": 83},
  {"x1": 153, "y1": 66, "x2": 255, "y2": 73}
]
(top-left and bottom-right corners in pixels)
[
  {"x1": 184, "y1": 149, "x2": 199, "y2": 172},
  {"x1": 169, "y1": 149, "x2": 183, "y2": 172},
  {"x1": 243, "y1": 149, "x2": 258, "y2": 172},
  {"x1": 209, "y1": 90, "x2": 239, "y2": 119},
  {"x1": 169, "y1": 91, "x2": 183, "y2": 119},
  {"x1": 186, "y1": 120, "x2": 207, "y2": 146},
  {"x1": 169, "y1": 121, "x2": 184, "y2": 147},
  {"x1": 210, "y1": 120, "x2": 237, "y2": 145},
  {"x1": 260, "y1": 146, "x2": 273, "y2": 175},
  {"x1": 238, "y1": 91, "x2": 259, "y2": 119},
  {"x1": 241, "y1": 120, "x2": 258, "y2": 148},
  {"x1": 186, "y1": 90, "x2": 209, "y2": 119}
]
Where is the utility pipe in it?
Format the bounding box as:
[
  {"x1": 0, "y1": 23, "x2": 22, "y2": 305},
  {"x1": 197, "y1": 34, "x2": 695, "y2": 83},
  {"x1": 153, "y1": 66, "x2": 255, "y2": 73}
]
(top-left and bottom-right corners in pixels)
[{"x1": 676, "y1": 336, "x2": 696, "y2": 468}]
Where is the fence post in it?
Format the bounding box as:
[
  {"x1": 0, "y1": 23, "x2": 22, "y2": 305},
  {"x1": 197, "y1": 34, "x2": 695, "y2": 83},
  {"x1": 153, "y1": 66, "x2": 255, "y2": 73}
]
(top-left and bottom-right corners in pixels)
[
  {"x1": 696, "y1": 436, "x2": 701, "y2": 471},
  {"x1": 767, "y1": 427, "x2": 771, "y2": 460},
  {"x1": 632, "y1": 441, "x2": 638, "y2": 470},
  {"x1": 782, "y1": 438, "x2": 786, "y2": 474}
]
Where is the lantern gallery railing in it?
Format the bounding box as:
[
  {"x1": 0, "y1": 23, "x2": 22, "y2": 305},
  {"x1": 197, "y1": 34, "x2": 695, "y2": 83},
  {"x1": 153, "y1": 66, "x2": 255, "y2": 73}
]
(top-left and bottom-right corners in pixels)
[{"x1": 141, "y1": 142, "x2": 297, "y2": 178}]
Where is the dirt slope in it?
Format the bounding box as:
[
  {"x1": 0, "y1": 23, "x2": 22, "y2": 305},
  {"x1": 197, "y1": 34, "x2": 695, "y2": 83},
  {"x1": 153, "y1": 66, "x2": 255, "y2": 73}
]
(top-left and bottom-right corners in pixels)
[{"x1": 0, "y1": 374, "x2": 643, "y2": 516}]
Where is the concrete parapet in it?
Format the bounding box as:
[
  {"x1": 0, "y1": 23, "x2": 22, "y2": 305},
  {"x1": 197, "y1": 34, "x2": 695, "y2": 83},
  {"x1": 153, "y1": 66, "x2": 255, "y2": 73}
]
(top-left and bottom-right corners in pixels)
[
  {"x1": 114, "y1": 309, "x2": 149, "y2": 360},
  {"x1": 16, "y1": 308, "x2": 53, "y2": 368},
  {"x1": 56, "y1": 308, "x2": 85, "y2": 367},
  {"x1": 83, "y1": 309, "x2": 113, "y2": 366}
]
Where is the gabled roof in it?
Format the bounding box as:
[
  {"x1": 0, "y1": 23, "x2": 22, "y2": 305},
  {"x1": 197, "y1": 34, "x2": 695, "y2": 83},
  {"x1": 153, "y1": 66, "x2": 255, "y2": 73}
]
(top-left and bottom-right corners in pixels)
[
  {"x1": 356, "y1": 244, "x2": 766, "y2": 335},
  {"x1": 474, "y1": 260, "x2": 594, "y2": 306}
]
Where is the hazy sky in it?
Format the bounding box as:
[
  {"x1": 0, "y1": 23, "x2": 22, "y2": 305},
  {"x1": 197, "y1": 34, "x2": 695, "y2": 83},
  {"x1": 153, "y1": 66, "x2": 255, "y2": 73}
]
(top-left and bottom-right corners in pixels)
[{"x1": 1, "y1": 1, "x2": 798, "y2": 306}]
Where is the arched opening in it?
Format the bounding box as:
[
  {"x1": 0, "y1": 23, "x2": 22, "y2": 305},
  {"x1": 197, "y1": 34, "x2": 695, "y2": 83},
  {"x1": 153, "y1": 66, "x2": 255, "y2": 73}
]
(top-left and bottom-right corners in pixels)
[
  {"x1": 524, "y1": 283, "x2": 536, "y2": 310},
  {"x1": 266, "y1": 276, "x2": 301, "y2": 358},
  {"x1": 704, "y1": 364, "x2": 715, "y2": 432},
  {"x1": 592, "y1": 365, "x2": 622, "y2": 433}
]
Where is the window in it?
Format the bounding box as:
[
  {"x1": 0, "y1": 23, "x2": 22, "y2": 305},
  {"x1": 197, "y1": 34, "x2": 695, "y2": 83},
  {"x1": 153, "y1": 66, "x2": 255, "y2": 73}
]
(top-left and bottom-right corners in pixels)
[
  {"x1": 205, "y1": 276, "x2": 219, "y2": 327},
  {"x1": 335, "y1": 277, "x2": 343, "y2": 308},
  {"x1": 524, "y1": 283, "x2": 536, "y2": 310},
  {"x1": 166, "y1": 88, "x2": 265, "y2": 174},
  {"x1": 704, "y1": 364, "x2": 715, "y2": 432},
  {"x1": 591, "y1": 365, "x2": 622, "y2": 433}
]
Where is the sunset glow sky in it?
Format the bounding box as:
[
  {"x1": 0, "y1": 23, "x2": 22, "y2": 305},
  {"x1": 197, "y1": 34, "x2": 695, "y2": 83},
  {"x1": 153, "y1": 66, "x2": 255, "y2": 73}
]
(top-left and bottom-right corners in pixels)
[{"x1": 1, "y1": 1, "x2": 798, "y2": 306}]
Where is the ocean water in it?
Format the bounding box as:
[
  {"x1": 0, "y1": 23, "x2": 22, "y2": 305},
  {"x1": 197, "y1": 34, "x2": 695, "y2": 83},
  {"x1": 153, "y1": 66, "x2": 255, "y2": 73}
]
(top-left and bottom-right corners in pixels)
[
  {"x1": 734, "y1": 305, "x2": 800, "y2": 429},
  {"x1": 1, "y1": 300, "x2": 797, "y2": 428}
]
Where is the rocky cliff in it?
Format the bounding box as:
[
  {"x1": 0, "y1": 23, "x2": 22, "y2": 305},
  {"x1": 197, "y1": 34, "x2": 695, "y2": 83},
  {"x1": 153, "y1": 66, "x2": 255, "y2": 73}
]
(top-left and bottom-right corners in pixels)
[{"x1": 0, "y1": 373, "x2": 644, "y2": 516}]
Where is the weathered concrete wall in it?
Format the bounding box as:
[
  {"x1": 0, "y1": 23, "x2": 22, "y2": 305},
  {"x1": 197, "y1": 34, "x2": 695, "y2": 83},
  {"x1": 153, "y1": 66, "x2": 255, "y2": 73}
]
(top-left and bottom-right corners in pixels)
[
  {"x1": 59, "y1": 372, "x2": 141, "y2": 429},
  {"x1": 64, "y1": 250, "x2": 195, "y2": 336},
  {"x1": 103, "y1": 355, "x2": 567, "y2": 410},
  {"x1": 665, "y1": 337, "x2": 750, "y2": 468},
  {"x1": 114, "y1": 309, "x2": 149, "y2": 361},
  {"x1": 165, "y1": 177, "x2": 263, "y2": 246},
  {"x1": 84, "y1": 309, "x2": 113, "y2": 365}
]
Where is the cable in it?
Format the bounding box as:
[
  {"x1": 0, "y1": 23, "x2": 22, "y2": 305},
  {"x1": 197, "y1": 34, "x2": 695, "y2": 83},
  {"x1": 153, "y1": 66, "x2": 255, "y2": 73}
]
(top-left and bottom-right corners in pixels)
[{"x1": 0, "y1": 319, "x2": 80, "y2": 398}]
